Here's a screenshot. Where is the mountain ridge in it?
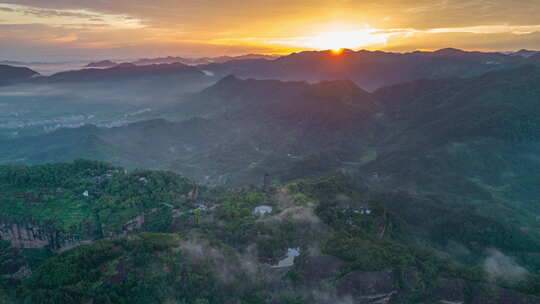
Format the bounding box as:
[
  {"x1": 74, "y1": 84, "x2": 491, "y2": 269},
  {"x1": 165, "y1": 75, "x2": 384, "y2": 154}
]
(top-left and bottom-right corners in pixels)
[
  {"x1": 200, "y1": 48, "x2": 540, "y2": 90},
  {"x1": 0, "y1": 64, "x2": 39, "y2": 85}
]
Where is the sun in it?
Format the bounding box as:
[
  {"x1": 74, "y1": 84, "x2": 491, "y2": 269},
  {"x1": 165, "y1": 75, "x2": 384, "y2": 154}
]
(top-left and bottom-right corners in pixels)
[
  {"x1": 303, "y1": 29, "x2": 389, "y2": 52},
  {"x1": 330, "y1": 48, "x2": 344, "y2": 55}
]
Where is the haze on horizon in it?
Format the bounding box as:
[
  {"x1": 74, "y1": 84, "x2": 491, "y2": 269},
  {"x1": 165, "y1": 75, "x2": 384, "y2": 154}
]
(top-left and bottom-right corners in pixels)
[{"x1": 1, "y1": 0, "x2": 540, "y2": 61}]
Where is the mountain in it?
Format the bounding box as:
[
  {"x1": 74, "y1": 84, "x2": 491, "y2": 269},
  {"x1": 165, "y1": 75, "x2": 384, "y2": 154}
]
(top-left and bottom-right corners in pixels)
[
  {"x1": 7, "y1": 64, "x2": 540, "y2": 184},
  {"x1": 84, "y1": 60, "x2": 118, "y2": 68},
  {"x1": 46, "y1": 62, "x2": 206, "y2": 82},
  {"x1": 0, "y1": 76, "x2": 382, "y2": 184},
  {"x1": 131, "y1": 54, "x2": 279, "y2": 66},
  {"x1": 108, "y1": 76, "x2": 381, "y2": 183},
  {"x1": 339, "y1": 66, "x2": 540, "y2": 277},
  {"x1": 209, "y1": 53, "x2": 280, "y2": 63},
  {"x1": 177, "y1": 75, "x2": 379, "y2": 123},
  {"x1": 0, "y1": 64, "x2": 39, "y2": 85},
  {"x1": 362, "y1": 65, "x2": 540, "y2": 210},
  {"x1": 200, "y1": 48, "x2": 538, "y2": 91},
  {"x1": 132, "y1": 56, "x2": 201, "y2": 66},
  {"x1": 374, "y1": 65, "x2": 540, "y2": 142},
  {"x1": 511, "y1": 49, "x2": 540, "y2": 58},
  {"x1": 1, "y1": 161, "x2": 539, "y2": 303},
  {"x1": 4, "y1": 65, "x2": 540, "y2": 245},
  {"x1": 34, "y1": 62, "x2": 217, "y2": 94},
  {"x1": 4, "y1": 64, "x2": 540, "y2": 187}
]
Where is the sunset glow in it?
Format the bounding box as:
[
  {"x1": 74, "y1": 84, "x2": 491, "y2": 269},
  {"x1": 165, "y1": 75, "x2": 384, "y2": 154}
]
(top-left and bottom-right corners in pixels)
[
  {"x1": 1, "y1": 0, "x2": 540, "y2": 60},
  {"x1": 300, "y1": 29, "x2": 390, "y2": 51}
]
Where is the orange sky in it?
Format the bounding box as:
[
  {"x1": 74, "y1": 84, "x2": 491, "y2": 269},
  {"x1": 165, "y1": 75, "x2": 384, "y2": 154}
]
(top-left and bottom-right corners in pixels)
[{"x1": 1, "y1": 0, "x2": 540, "y2": 60}]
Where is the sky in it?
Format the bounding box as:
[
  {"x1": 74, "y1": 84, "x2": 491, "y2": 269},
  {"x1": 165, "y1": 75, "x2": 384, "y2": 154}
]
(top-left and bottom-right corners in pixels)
[{"x1": 1, "y1": 0, "x2": 540, "y2": 61}]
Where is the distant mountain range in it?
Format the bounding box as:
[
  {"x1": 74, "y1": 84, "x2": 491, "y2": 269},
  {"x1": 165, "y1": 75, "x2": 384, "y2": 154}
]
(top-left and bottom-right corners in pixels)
[
  {"x1": 131, "y1": 54, "x2": 279, "y2": 66},
  {"x1": 3, "y1": 48, "x2": 540, "y2": 90},
  {"x1": 0, "y1": 62, "x2": 218, "y2": 96},
  {"x1": 0, "y1": 75, "x2": 380, "y2": 182},
  {"x1": 200, "y1": 48, "x2": 540, "y2": 90},
  {"x1": 4, "y1": 64, "x2": 540, "y2": 187},
  {"x1": 84, "y1": 60, "x2": 118, "y2": 68},
  {"x1": 83, "y1": 54, "x2": 280, "y2": 69},
  {"x1": 0, "y1": 64, "x2": 39, "y2": 85},
  {"x1": 3, "y1": 63, "x2": 540, "y2": 229},
  {"x1": 46, "y1": 62, "x2": 207, "y2": 83},
  {"x1": 509, "y1": 49, "x2": 540, "y2": 58}
]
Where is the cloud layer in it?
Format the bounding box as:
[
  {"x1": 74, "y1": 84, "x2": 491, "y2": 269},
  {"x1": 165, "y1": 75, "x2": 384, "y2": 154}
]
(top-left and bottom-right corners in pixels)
[{"x1": 1, "y1": 0, "x2": 540, "y2": 60}]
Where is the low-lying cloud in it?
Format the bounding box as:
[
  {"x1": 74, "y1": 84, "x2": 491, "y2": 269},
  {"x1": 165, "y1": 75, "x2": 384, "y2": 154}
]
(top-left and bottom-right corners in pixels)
[{"x1": 484, "y1": 249, "x2": 528, "y2": 281}]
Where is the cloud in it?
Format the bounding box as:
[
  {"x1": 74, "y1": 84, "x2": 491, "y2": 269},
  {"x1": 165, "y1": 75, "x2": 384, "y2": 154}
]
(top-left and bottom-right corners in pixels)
[
  {"x1": 179, "y1": 238, "x2": 261, "y2": 282},
  {"x1": 1, "y1": 0, "x2": 540, "y2": 60},
  {"x1": 50, "y1": 34, "x2": 78, "y2": 43},
  {"x1": 0, "y1": 3, "x2": 144, "y2": 29},
  {"x1": 483, "y1": 249, "x2": 528, "y2": 281},
  {"x1": 22, "y1": 7, "x2": 94, "y2": 19},
  {"x1": 427, "y1": 24, "x2": 540, "y2": 35},
  {"x1": 384, "y1": 30, "x2": 540, "y2": 52},
  {"x1": 3, "y1": 0, "x2": 540, "y2": 30}
]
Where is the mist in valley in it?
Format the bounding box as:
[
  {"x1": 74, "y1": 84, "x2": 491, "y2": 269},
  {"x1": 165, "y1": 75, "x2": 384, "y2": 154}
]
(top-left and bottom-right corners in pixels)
[
  {"x1": 2, "y1": 2, "x2": 540, "y2": 301},
  {"x1": 0, "y1": 72, "x2": 217, "y2": 140}
]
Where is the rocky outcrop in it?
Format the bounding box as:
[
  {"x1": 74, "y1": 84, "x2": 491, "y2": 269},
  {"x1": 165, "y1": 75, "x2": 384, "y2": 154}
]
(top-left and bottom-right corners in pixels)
[
  {"x1": 0, "y1": 222, "x2": 49, "y2": 248},
  {"x1": 431, "y1": 278, "x2": 468, "y2": 303},
  {"x1": 430, "y1": 278, "x2": 540, "y2": 304},
  {"x1": 0, "y1": 219, "x2": 84, "y2": 250},
  {"x1": 297, "y1": 255, "x2": 347, "y2": 282},
  {"x1": 336, "y1": 271, "x2": 397, "y2": 303},
  {"x1": 466, "y1": 283, "x2": 540, "y2": 304},
  {"x1": 8, "y1": 265, "x2": 32, "y2": 280},
  {"x1": 123, "y1": 214, "x2": 145, "y2": 232},
  {"x1": 0, "y1": 208, "x2": 165, "y2": 251},
  {"x1": 0, "y1": 242, "x2": 32, "y2": 283}
]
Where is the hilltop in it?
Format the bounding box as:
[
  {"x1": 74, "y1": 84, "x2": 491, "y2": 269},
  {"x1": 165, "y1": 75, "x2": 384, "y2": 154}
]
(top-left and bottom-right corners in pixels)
[{"x1": 0, "y1": 161, "x2": 538, "y2": 303}]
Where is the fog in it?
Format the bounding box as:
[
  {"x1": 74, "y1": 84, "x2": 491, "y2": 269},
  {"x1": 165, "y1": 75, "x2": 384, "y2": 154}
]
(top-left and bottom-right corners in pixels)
[
  {"x1": 1, "y1": 61, "x2": 91, "y2": 76},
  {"x1": 0, "y1": 76, "x2": 216, "y2": 139},
  {"x1": 484, "y1": 249, "x2": 529, "y2": 281}
]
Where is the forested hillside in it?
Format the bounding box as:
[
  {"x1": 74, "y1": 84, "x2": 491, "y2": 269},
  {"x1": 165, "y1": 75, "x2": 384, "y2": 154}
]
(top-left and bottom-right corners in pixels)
[{"x1": 0, "y1": 161, "x2": 539, "y2": 303}]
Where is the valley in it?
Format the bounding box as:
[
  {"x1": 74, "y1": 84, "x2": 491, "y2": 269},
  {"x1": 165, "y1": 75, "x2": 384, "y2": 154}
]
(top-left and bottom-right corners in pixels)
[{"x1": 1, "y1": 48, "x2": 540, "y2": 303}]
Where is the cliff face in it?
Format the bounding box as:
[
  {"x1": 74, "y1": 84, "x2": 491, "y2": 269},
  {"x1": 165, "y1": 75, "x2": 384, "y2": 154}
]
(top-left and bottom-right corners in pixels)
[
  {"x1": 0, "y1": 212, "x2": 157, "y2": 250},
  {"x1": 0, "y1": 219, "x2": 84, "y2": 250}
]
